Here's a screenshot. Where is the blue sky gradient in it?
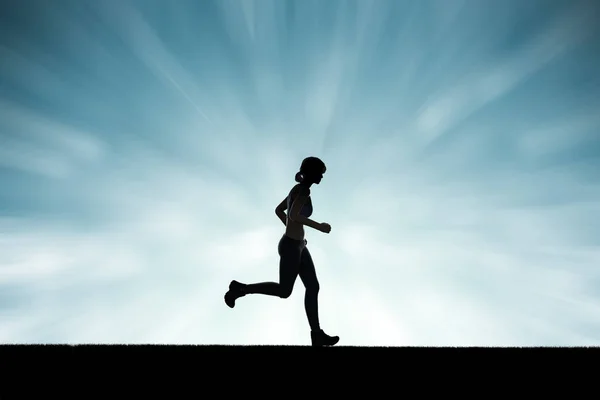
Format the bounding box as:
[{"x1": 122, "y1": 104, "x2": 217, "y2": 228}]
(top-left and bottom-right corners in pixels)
[{"x1": 1, "y1": 0, "x2": 599, "y2": 345}]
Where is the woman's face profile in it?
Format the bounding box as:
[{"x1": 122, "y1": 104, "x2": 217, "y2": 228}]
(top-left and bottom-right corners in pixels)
[{"x1": 301, "y1": 159, "x2": 326, "y2": 184}]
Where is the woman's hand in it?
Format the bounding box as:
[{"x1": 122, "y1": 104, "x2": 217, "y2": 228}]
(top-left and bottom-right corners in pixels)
[{"x1": 318, "y1": 222, "x2": 331, "y2": 233}]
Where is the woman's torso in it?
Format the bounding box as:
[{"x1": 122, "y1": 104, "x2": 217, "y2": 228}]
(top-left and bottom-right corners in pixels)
[{"x1": 285, "y1": 184, "x2": 312, "y2": 240}]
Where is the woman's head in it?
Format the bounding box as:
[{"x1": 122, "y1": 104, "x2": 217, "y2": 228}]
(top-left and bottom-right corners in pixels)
[{"x1": 295, "y1": 156, "x2": 326, "y2": 184}]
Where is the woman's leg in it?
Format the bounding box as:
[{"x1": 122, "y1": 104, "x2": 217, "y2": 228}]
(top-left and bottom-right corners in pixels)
[
  {"x1": 299, "y1": 247, "x2": 339, "y2": 346},
  {"x1": 298, "y1": 247, "x2": 320, "y2": 331},
  {"x1": 242, "y1": 252, "x2": 299, "y2": 298},
  {"x1": 227, "y1": 236, "x2": 302, "y2": 305}
]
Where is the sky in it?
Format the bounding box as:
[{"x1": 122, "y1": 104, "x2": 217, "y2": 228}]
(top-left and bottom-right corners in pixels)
[{"x1": 0, "y1": 0, "x2": 599, "y2": 346}]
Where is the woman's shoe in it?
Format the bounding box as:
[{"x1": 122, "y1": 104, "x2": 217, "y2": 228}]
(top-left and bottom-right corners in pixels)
[
  {"x1": 224, "y1": 280, "x2": 246, "y2": 308},
  {"x1": 311, "y1": 329, "x2": 339, "y2": 346}
]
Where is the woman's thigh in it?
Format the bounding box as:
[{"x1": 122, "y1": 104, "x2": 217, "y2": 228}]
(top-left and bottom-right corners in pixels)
[{"x1": 299, "y1": 247, "x2": 319, "y2": 289}]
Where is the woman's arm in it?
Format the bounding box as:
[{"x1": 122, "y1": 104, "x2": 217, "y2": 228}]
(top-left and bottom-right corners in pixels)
[
  {"x1": 288, "y1": 192, "x2": 324, "y2": 232},
  {"x1": 294, "y1": 214, "x2": 323, "y2": 231},
  {"x1": 275, "y1": 197, "x2": 288, "y2": 226}
]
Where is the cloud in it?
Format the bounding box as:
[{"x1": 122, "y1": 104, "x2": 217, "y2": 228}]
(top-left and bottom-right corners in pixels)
[{"x1": 0, "y1": 99, "x2": 106, "y2": 178}]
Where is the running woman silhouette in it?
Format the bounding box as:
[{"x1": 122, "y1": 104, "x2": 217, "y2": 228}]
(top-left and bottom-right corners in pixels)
[{"x1": 224, "y1": 156, "x2": 339, "y2": 346}]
